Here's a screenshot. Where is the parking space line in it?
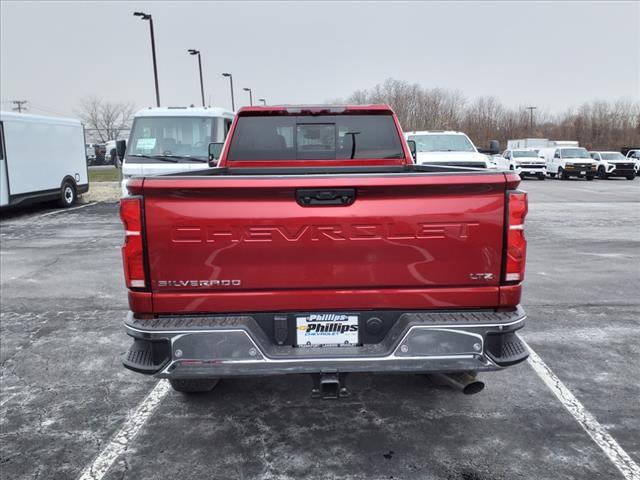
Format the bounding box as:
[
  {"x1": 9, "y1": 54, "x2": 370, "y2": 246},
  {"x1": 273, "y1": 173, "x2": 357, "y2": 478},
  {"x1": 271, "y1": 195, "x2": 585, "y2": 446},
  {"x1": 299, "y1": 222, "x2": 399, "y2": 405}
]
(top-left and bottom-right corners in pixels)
[
  {"x1": 521, "y1": 337, "x2": 640, "y2": 480},
  {"x1": 76, "y1": 380, "x2": 170, "y2": 480},
  {"x1": 38, "y1": 202, "x2": 98, "y2": 218}
]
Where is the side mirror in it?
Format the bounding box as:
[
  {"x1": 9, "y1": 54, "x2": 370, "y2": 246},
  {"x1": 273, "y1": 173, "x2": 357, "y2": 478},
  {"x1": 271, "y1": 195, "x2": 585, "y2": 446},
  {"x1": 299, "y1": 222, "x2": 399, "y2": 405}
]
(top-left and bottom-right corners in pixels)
[
  {"x1": 406, "y1": 140, "x2": 417, "y2": 161},
  {"x1": 208, "y1": 142, "x2": 224, "y2": 166},
  {"x1": 116, "y1": 140, "x2": 126, "y2": 162},
  {"x1": 488, "y1": 140, "x2": 500, "y2": 155}
]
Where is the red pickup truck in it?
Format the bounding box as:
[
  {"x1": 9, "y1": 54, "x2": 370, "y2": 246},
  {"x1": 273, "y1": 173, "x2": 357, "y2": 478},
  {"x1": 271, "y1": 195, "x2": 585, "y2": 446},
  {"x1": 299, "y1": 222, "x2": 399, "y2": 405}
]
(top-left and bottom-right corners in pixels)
[{"x1": 120, "y1": 104, "x2": 529, "y2": 398}]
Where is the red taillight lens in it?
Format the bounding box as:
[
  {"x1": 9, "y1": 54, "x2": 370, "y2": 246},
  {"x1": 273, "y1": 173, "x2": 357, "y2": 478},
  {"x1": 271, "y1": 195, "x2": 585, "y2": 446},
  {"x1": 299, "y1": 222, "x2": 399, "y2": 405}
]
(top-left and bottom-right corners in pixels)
[
  {"x1": 504, "y1": 190, "x2": 528, "y2": 283},
  {"x1": 120, "y1": 197, "x2": 146, "y2": 289}
]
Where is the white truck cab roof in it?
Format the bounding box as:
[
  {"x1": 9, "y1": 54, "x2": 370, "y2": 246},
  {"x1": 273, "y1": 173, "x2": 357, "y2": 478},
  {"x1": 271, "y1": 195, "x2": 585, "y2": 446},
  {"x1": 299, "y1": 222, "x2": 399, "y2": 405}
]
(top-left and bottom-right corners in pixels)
[
  {"x1": 133, "y1": 106, "x2": 234, "y2": 119},
  {"x1": 404, "y1": 130, "x2": 490, "y2": 168},
  {"x1": 404, "y1": 130, "x2": 473, "y2": 139}
]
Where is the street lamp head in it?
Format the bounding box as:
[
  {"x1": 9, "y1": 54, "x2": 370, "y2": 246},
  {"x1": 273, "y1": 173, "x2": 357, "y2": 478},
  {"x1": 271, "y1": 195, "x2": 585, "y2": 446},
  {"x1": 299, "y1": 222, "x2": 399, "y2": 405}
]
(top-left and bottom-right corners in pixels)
[
  {"x1": 133, "y1": 11, "x2": 151, "y2": 20},
  {"x1": 222, "y1": 73, "x2": 232, "y2": 77},
  {"x1": 188, "y1": 49, "x2": 199, "y2": 55},
  {"x1": 243, "y1": 87, "x2": 251, "y2": 92},
  {"x1": 259, "y1": 98, "x2": 266, "y2": 104}
]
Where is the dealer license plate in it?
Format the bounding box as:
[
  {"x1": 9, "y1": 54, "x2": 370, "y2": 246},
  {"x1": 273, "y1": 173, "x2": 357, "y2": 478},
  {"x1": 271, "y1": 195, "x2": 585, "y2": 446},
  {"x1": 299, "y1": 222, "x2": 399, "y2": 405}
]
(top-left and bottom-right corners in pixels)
[
  {"x1": 580, "y1": 171, "x2": 586, "y2": 175},
  {"x1": 296, "y1": 313, "x2": 359, "y2": 347}
]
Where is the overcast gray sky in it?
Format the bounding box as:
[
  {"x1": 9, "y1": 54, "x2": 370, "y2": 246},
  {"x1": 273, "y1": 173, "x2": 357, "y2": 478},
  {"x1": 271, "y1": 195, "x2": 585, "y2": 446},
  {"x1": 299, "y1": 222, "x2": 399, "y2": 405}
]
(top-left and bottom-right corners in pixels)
[{"x1": 1, "y1": 1, "x2": 638, "y2": 117}]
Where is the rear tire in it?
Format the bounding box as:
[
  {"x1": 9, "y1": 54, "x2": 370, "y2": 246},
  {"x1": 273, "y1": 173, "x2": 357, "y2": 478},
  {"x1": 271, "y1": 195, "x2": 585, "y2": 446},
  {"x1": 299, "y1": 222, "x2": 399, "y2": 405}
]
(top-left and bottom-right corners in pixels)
[
  {"x1": 58, "y1": 181, "x2": 76, "y2": 208},
  {"x1": 549, "y1": 172, "x2": 556, "y2": 178},
  {"x1": 627, "y1": 175, "x2": 636, "y2": 180},
  {"x1": 169, "y1": 378, "x2": 219, "y2": 393},
  {"x1": 586, "y1": 175, "x2": 594, "y2": 181},
  {"x1": 537, "y1": 174, "x2": 545, "y2": 181}
]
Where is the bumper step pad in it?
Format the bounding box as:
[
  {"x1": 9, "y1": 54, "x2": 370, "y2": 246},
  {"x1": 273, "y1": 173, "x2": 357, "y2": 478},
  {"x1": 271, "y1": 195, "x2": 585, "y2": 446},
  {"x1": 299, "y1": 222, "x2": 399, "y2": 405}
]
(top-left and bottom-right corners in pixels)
[
  {"x1": 123, "y1": 339, "x2": 169, "y2": 374},
  {"x1": 486, "y1": 333, "x2": 528, "y2": 367}
]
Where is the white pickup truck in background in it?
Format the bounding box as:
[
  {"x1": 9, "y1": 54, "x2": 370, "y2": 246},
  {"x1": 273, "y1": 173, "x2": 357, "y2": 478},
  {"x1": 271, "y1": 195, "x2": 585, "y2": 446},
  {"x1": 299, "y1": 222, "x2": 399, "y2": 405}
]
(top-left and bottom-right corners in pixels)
[
  {"x1": 502, "y1": 148, "x2": 546, "y2": 180},
  {"x1": 624, "y1": 149, "x2": 640, "y2": 176},
  {"x1": 404, "y1": 130, "x2": 492, "y2": 168}
]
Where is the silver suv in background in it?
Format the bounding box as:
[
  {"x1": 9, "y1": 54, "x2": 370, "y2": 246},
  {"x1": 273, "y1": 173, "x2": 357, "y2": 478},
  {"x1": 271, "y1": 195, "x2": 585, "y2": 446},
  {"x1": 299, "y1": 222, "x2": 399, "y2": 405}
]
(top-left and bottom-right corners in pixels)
[{"x1": 589, "y1": 151, "x2": 636, "y2": 180}]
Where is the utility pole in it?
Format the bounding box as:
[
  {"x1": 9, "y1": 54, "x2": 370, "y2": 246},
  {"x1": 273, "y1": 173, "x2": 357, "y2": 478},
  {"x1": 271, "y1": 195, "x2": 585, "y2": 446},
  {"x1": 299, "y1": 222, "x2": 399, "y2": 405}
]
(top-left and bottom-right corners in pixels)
[
  {"x1": 526, "y1": 106, "x2": 537, "y2": 131},
  {"x1": 12, "y1": 100, "x2": 28, "y2": 113}
]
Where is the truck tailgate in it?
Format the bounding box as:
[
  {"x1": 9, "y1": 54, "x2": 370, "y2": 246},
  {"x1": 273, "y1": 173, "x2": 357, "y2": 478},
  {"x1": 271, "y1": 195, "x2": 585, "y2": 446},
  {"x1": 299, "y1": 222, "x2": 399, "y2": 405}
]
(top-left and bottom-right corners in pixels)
[{"x1": 141, "y1": 173, "x2": 508, "y2": 312}]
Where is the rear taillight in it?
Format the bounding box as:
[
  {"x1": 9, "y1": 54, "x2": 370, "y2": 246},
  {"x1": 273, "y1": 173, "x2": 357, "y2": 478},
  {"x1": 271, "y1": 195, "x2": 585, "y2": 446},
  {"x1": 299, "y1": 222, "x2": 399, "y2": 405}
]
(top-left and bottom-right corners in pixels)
[
  {"x1": 504, "y1": 190, "x2": 528, "y2": 283},
  {"x1": 120, "y1": 197, "x2": 146, "y2": 289}
]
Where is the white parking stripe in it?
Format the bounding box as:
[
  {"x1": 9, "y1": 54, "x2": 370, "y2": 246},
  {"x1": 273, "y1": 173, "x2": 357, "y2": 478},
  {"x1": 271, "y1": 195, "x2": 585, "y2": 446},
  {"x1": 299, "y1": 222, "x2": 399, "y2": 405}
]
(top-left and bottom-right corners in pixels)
[
  {"x1": 38, "y1": 202, "x2": 98, "y2": 218},
  {"x1": 521, "y1": 337, "x2": 640, "y2": 480},
  {"x1": 76, "y1": 380, "x2": 170, "y2": 480}
]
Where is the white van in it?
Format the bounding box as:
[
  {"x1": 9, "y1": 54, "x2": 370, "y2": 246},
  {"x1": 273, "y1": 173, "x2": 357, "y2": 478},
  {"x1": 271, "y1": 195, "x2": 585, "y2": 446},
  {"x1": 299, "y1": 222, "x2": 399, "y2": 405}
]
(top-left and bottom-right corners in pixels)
[
  {"x1": 0, "y1": 112, "x2": 88, "y2": 208},
  {"x1": 538, "y1": 146, "x2": 597, "y2": 180},
  {"x1": 404, "y1": 131, "x2": 491, "y2": 168},
  {"x1": 119, "y1": 106, "x2": 234, "y2": 197}
]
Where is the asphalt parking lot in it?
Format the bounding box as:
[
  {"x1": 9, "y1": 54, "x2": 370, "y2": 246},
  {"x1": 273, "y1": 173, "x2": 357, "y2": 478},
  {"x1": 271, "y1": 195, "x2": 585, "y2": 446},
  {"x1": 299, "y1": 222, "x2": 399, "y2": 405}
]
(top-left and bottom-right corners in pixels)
[{"x1": 1, "y1": 177, "x2": 638, "y2": 480}]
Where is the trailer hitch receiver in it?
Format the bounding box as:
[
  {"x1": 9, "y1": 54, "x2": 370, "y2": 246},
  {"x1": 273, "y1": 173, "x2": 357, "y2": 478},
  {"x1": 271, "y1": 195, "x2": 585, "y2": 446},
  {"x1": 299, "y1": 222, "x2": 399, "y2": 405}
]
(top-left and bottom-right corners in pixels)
[{"x1": 311, "y1": 372, "x2": 349, "y2": 399}]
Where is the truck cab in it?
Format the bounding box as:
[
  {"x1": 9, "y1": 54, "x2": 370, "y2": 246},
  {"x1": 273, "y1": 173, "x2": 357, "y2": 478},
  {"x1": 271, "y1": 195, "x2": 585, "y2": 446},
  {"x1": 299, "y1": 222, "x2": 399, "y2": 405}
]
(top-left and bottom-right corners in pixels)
[
  {"x1": 119, "y1": 106, "x2": 234, "y2": 197},
  {"x1": 503, "y1": 148, "x2": 547, "y2": 180},
  {"x1": 404, "y1": 130, "x2": 491, "y2": 168},
  {"x1": 539, "y1": 146, "x2": 597, "y2": 180}
]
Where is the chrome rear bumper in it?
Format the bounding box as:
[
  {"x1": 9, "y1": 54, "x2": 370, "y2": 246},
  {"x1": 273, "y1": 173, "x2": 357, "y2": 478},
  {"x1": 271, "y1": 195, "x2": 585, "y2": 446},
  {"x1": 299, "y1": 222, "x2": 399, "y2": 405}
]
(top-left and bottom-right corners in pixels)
[{"x1": 123, "y1": 307, "x2": 528, "y2": 378}]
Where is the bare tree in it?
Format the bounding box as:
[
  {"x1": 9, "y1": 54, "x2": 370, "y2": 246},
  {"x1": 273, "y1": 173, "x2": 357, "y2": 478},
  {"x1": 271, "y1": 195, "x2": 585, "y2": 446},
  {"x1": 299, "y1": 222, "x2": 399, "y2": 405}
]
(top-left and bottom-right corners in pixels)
[
  {"x1": 76, "y1": 96, "x2": 136, "y2": 143},
  {"x1": 339, "y1": 78, "x2": 640, "y2": 150}
]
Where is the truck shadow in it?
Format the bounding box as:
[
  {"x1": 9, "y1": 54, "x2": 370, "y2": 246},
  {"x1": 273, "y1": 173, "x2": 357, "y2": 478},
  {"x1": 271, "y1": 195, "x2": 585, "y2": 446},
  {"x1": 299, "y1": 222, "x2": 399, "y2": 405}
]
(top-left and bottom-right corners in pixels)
[{"x1": 138, "y1": 369, "x2": 542, "y2": 479}]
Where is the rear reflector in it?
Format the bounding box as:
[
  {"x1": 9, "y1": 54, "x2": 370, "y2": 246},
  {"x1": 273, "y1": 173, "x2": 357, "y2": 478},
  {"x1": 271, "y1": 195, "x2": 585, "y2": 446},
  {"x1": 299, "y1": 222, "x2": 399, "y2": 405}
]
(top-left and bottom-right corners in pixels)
[
  {"x1": 120, "y1": 197, "x2": 147, "y2": 289},
  {"x1": 504, "y1": 190, "x2": 528, "y2": 283}
]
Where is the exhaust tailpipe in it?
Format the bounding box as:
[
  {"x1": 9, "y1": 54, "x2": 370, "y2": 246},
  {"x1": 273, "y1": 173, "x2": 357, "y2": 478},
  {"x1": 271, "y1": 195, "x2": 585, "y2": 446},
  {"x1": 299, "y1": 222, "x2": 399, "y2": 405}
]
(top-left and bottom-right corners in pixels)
[{"x1": 429, "y1": 372, "x2": 485, "y2": 395}]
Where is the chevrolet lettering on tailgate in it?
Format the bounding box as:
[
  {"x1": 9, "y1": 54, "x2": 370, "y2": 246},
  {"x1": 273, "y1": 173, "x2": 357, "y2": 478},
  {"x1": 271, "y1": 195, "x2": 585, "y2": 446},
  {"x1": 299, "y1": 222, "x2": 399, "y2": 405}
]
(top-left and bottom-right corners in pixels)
[{"x1": 171, "y1": 222, "x2": 480, "y2": 243}]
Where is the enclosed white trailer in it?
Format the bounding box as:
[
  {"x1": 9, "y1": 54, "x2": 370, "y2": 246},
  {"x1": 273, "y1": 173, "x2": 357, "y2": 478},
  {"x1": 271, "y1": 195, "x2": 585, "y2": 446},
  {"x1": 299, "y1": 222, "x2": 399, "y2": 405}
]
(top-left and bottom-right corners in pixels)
[
  {"x1": 0, "y1": 112, "x2": 88, "y2": 208},
  {"x1": 507, "y1": 138, "x2": 579, "y2": 150},
  {"x1": 506, "y1": 138, "x2": 549, "y2": 150}
]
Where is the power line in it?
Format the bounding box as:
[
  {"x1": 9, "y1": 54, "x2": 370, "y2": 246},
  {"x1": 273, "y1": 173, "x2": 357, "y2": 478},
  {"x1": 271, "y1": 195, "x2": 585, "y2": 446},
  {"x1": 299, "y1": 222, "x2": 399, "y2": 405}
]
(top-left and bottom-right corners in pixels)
[{"x1": 28, "y1": 103, "x2": 70, "y2": 117}]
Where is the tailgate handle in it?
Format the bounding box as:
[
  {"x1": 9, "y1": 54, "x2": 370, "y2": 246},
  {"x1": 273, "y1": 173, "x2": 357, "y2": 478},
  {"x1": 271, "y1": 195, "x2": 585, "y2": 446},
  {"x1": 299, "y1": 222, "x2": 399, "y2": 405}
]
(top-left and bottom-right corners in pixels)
[{"x1": 296, "y1": 188, "x2": 356, "y2": 206}]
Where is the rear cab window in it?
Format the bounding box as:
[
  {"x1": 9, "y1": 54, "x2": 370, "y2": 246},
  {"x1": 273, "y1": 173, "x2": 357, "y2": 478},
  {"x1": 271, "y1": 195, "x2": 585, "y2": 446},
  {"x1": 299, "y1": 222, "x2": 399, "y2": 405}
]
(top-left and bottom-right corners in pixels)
[{"x1": 227, "y1": 114, "x2": 404, "y2": 161}]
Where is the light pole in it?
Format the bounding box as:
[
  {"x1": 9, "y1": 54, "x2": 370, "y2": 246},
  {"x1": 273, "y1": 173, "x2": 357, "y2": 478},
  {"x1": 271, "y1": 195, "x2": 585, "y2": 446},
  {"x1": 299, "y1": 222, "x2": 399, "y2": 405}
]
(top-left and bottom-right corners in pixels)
[
  {"x1": 258, "y1": 98, "x2": 266, "y2": 106},
  {"x1": 134, "y1": 11, "x2": 160, "y2": 107},
  {"x1": 526, "y1": 106, "x2": 537, "y2": 131},
  {"x1": 222, "y1": 73, "x2": 235, "y2": 111},
  {"x1": 188, "y1": 49, "x2": 205, "y2": 107},
  {"x1": 243, "y1": 87, "x2": 253, "y2": 106}
]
